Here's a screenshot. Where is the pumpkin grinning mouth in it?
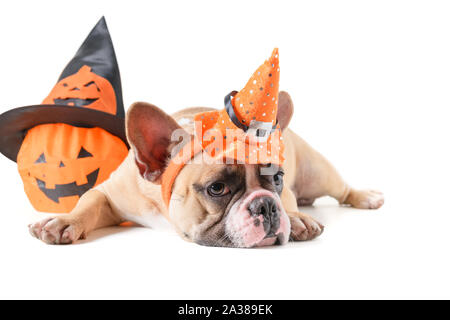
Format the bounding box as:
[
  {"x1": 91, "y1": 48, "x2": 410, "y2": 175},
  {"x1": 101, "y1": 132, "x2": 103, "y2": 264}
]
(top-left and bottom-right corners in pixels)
[
  {"x1": 53, "y1": 98, "x2": 99, "y2": 108},
  {"x1": 35, "y1": 168, "x2": 99, "y2": 203}
]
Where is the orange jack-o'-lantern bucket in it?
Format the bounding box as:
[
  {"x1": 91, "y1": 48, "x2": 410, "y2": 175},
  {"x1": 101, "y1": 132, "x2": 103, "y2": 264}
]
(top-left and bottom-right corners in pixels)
[{"x1": 0, "y1": 17, "x2": 129, "y2": 213}]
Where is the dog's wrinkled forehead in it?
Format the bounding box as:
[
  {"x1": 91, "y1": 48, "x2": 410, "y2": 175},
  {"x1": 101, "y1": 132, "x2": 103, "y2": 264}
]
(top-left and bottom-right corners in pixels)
[{"x1": 194, "y1": 163, "x2": 245, "y2": 188}]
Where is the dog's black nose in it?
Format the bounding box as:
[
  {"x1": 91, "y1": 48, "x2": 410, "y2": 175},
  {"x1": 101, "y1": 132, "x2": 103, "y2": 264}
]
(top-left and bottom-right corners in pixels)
[
  {"x1": 248, "y1": 197, "x2": 280, "y2": 236},
  {"x1": 249, "y1": 196, "x2": 277, "y2": 217}
]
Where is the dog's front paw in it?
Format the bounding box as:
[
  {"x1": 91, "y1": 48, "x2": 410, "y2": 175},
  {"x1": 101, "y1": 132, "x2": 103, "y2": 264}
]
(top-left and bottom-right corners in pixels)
[
  {"x1": 288, "y1": 213, "x2": 324, "y2": 241},
  {"x1": 29, "y1": 217, "x2": 85, "y2": 245},
  {"x1": 344, "y1": 189, "x2": 384, "y2": 209}
]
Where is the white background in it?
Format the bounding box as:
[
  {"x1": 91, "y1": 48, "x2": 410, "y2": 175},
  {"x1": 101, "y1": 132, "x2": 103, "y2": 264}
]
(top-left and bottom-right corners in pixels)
[{"x1": 0, "y1": 0, "x2": 449, "y2": 299}]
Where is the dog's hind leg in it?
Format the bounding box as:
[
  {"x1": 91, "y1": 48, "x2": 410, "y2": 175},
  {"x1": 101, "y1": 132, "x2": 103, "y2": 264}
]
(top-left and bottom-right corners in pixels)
[
  {"x1": 29, "y1": 189, "x2": 123, "y2": 244},
  {"x1": 303, "y1": 155, "x2": 384, "y2": 209},
  {"x1": 283, "y1": 129, "x2": 384, "y2": 209}
]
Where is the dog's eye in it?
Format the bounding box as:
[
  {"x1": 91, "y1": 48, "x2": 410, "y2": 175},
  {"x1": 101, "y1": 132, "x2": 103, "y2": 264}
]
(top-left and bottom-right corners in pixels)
[
  {"x1": 207, "y1": 182, "x2": 230, "y2": 197},
  {"x1": 273, "y1": 171, "x2": 284, "y2": 186}
]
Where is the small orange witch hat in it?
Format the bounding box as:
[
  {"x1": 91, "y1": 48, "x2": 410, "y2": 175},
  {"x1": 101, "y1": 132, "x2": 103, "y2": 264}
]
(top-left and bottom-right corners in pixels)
[
  {"x1": 194, "y1": 48, "x2": 284, "y2": 165},
  {"x1": 232, "y1": 48, "x2": 280, "y2": 128},
  {"x1": 161, "y1": 49, "x2": 284, "y2": 207}
]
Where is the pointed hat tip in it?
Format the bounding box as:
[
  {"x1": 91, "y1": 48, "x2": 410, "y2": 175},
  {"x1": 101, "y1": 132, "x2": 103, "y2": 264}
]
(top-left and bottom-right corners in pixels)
[
  {"x1": 269, "y1": 48, "x2": 279, "y2": 66},
  {"x1": 94, "y1": 16, "x2": 107, "y2": 28}
]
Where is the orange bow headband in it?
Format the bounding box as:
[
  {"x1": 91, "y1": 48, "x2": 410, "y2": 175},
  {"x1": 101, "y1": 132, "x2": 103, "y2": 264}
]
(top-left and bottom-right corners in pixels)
[{"x1": 161, "y1": 48, "x2": 284, "y2": 208}]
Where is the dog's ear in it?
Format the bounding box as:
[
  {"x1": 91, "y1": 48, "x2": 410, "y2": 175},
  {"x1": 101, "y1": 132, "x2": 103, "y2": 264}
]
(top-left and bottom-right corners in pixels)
[
  {"x1": 276, "y1": 91, "x2": 294, "y2": 131},
  {"x1": 126, "y1": 102, "x2": 186, "y2": 184}
]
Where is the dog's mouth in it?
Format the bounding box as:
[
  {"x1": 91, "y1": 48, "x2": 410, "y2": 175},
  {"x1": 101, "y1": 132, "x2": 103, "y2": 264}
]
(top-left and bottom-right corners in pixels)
[
  {"x1": 53, "y1": 98, "x2": 99, "y2": 107},
  {"x1": 222, "y1": 191, "x2": 291, "y2": 248},
  {"x1": 36, "y1": 168, "x2": 99, "y2": 203},
  {"x1": 256, "y1": 233, "x2": 286, "y2": 247}
]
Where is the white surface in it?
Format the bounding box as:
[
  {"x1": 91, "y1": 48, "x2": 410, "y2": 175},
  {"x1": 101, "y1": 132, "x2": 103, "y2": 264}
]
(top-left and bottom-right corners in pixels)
[{"x1": 0, "y1": 0, "x2": 449, "y2": 299}]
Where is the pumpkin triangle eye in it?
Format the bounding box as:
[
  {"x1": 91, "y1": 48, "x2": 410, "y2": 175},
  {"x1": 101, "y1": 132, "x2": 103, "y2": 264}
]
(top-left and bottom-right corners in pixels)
[
  {"x1": 59, "y1": 161, "x2": 65, "y2": 167},
  {"x1": 35, "y1": 153, "x2": 46, "y2": 164},
  {"x1": 85, "y1": 81, "x2": 100, "y2": 92},
  {"x1": 77, "y1": 147, "x2": 93, "y2": 159}
]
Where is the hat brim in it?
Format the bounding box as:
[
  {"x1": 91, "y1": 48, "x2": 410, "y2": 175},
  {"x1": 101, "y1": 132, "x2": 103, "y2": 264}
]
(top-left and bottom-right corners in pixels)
[
  {"x1": 0, "y1": 104, "x2": 129, "y2": 162},
  {"x1": 194, "y1": 110, "x2": 284, "y2": 166}
]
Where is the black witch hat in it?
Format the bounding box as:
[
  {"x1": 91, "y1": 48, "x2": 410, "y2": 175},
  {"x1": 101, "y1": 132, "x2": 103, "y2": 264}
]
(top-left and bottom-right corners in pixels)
[{"x1": 0, "y1": 17, "x2": 128, "y2": 162}]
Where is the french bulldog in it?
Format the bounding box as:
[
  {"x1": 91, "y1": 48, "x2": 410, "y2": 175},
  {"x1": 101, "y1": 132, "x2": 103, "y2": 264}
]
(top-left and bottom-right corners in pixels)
[{"x1": 28, "y1": 92, "x2": 384, "y2": 247}]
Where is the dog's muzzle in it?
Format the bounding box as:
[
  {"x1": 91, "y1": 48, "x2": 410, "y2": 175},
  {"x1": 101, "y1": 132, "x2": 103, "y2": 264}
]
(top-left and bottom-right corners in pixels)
[{"x1": 248, "y1": 196, "x2": 281, "y2": 238}]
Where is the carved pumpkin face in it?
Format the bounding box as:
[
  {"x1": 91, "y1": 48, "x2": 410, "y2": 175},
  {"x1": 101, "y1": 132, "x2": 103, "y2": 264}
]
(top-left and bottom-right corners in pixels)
[
  {"x1": 42, "y1": 65, "x2": 117, "y2": 115},
  {"x1": 17, "y1": 123, "x2": 128, "y2": 213}
]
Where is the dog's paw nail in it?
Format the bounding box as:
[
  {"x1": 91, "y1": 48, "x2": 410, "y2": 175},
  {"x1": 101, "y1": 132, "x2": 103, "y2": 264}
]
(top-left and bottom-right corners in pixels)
[
  {"x1": 290, "y1": 215, "x2": 324, "y2": 241},
  {"x1": 29, "y1": 217, "x2": 81, "y2": 245},
  {"x1": 364, "y1": 191, "x2": 384, "y2": 209},
  {"x1": 60, "y1": 226, "x2": 78, "y2": 244}
]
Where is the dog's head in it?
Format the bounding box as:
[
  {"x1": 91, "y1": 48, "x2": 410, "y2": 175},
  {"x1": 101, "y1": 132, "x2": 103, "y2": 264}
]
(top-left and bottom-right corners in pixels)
[{"x1": 125, "y1": 92, "x2": 295, "y2": 248}]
